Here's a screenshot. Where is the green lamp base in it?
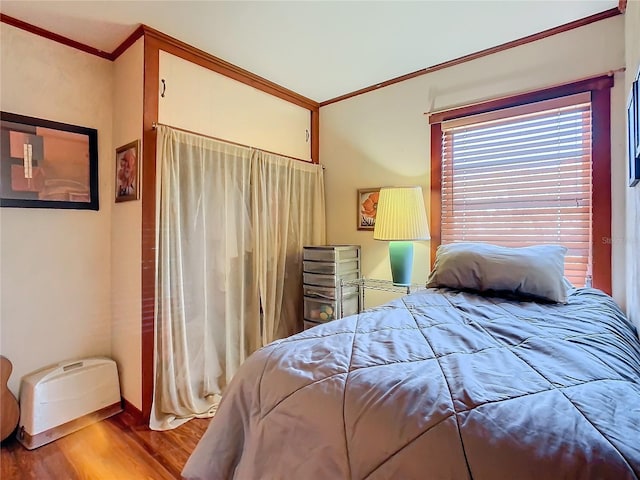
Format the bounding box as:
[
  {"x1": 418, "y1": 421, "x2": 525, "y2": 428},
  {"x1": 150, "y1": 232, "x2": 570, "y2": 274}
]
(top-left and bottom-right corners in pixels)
[{"x1": 389, "y1": 241, "x2": 414, "y2": 286}]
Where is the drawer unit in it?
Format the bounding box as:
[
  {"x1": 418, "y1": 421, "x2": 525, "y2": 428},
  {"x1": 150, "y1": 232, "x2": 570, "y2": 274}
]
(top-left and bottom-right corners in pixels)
[{"x1": 302, "y1": 245, "x2": 361, "y2": 330}]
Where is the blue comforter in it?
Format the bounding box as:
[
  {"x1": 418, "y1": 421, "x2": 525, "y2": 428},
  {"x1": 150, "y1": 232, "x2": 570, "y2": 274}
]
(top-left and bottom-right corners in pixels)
[{"x1": 183, "y1": 288, "x2": 640, "y2": 479}]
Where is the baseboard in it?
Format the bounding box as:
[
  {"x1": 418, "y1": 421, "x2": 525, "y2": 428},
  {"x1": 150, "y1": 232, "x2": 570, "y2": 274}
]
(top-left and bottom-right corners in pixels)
[{"x1": 122, "y1": 397, "x2": 145, "y2": 426}]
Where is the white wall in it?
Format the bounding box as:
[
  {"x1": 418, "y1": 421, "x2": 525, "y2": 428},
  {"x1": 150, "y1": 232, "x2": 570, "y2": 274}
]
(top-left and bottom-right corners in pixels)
[
  {"x1": 320, "y1": 16, "x2": 627, "y2": 309},
  {"x1": 111, "y1": 38, "x2": 143, "y2": 409},
  {"x1": 158, "y1": 51, "x2": 312, "y2": 160},
  {"x1": 625, "y1": 2, "x2": 640, "y2": 331},
  {"x1": 0, "y1": 24, "x2": 113, "y2": 395}
]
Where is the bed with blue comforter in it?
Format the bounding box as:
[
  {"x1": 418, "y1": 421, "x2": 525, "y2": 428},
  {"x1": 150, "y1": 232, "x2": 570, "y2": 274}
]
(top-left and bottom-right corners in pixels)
[{"x1": 183, "y1": 285, "x2": 640, "y2": 479}]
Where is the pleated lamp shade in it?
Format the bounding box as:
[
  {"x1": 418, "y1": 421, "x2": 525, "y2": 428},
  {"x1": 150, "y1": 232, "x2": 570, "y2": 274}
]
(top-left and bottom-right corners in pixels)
[
  {"x1": 374, "y1": 186, "x2": 430, "y2": 285},
  {"x1": 373, "y1": 187, "x2": 430, "y2": 241}
]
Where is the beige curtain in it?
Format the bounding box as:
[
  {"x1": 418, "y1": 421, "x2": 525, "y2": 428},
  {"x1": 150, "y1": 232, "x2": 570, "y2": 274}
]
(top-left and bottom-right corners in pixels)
[
  {"x1": 253, "y1": 151, "x2": 326, "y2": 343},
  {"x1": 151, "y1": 126, "x2": 260, "y2": 430},
  {"x1": 151, "y1": 126, "x2": 325, "y2": 430}
]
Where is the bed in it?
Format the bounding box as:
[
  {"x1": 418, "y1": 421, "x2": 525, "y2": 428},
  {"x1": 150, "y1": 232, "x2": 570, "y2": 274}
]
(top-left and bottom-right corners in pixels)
[{"x1": 182, "y1": 244, "x2": 640, "y2": 480}]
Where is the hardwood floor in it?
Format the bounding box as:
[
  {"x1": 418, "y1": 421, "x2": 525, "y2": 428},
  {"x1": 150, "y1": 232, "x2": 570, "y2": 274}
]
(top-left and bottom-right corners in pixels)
[{"x1": 0, "y1": 411, "x2": 211, "y2": 479}]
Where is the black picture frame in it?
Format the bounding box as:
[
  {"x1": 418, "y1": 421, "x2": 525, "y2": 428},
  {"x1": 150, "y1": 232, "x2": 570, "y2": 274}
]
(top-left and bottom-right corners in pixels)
[
  {"x1": 628, "y1": 82, "x2": 640, "y2": 187},
  {"x1": 635, "y1": 79, "x2": 640, "y2": 164},
  {"x1": 0, "y1": 111, "x2": 99, "y2": 210}
]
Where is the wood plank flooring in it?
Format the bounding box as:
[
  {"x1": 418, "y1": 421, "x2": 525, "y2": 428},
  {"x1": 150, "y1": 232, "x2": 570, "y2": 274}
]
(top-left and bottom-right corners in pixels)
[{"x1": 0, "y1": 411, "x2": 211, "y2": 479}]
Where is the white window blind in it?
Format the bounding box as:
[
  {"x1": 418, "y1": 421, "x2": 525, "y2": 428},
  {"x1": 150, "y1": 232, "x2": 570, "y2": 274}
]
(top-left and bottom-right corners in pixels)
[{"x1": 441, "y1": 93, "x2": 592, "y2": 287}]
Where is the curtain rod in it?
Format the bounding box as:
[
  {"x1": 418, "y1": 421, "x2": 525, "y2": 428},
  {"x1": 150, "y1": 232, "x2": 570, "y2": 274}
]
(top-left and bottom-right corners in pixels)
[
  {"x1": 151, "y1": 121, "x2": 321, "y2": 166},
  {"x1": 424, "y1": 67, "x2": 626, "y2": 118}
]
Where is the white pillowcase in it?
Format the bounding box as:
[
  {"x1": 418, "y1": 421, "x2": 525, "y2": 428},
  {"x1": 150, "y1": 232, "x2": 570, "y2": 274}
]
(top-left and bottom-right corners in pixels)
[{"x1": 427, "y1": 243, "x2": 568, "y2": 303}]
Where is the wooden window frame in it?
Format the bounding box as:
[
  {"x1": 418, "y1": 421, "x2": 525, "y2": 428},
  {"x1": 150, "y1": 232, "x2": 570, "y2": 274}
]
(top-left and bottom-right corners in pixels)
[{"x1": 429, "y1": 75, "x2": 613, "y2": 294}]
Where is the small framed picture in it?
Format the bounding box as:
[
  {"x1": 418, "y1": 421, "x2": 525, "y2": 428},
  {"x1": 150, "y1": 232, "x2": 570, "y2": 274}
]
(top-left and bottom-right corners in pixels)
[
  {"x1": 115, "y1": 140, "x2": 140, "y2": 202},
  {"x1": 357, "y1": 188, "x2": 380, "y2": 231}
]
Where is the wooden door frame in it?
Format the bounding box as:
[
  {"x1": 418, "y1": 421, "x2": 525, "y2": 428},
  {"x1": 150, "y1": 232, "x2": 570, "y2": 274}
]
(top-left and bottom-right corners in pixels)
[{"x1": 140, "y1": 27, "x2": 319, "y2": 422}]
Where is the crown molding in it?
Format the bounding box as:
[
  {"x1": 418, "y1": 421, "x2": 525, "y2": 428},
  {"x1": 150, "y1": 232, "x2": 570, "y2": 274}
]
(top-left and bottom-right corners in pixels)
[
  {"x1": 319, "y1": 7, "x2": 622, "y2": 107},
  {"x1": 110, "y1": 25, "x2": 145, "y2": 61},
  {"x1": 0, "y1": 13, "x2": 111, "y2": 60},
  {"x1": 141, "y1": 25, "x2": 318, "y2": 111}
]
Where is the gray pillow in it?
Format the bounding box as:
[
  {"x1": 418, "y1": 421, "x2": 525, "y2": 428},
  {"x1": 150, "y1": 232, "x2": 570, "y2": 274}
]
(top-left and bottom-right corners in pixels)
[{"x1": 427, "y1": 243, "x2": 568, "y2": 303}]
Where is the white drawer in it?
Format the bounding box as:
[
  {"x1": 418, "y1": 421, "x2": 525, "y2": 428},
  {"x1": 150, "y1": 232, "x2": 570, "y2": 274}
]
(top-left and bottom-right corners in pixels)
[
  {"x1": 304, "y1": 320, "x2": 321, "y2": 331},
  {"x1": 303, "y1": 259, "x2": 359, "y2": 275},
  {"x1": 303, "y1": 245, "x2": 360, "y2": 262},
  {"x1": 304, "y1": 294, "x2": 359, "y2": 322},
  {"x1": 303, "y1": 271, "x2": 359, "y2": 287},
  {"x1": 303, "y1": 284, "x2": 358, "y2": 300}
]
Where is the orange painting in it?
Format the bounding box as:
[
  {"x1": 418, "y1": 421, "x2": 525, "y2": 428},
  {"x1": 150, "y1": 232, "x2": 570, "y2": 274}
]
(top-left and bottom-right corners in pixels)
[
  {"x1": 357, "y1": 188, "x2": 380, "y2": 231},
  {"x1": 1, "y1": 112, "x2": 98, "y2": 210}
]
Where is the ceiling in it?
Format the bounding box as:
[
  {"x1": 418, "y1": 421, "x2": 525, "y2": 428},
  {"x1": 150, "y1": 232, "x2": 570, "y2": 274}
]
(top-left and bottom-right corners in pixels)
[{"x1": 0, "y1": 1, "x2": 619, "y2": 103}]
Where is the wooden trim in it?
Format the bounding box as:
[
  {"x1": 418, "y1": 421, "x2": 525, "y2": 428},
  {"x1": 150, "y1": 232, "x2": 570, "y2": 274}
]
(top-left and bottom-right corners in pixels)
[
  {"x1": 591, "y1": 87, "x2": 612, "y2": 295},
  {"x1": 122, "y1": 398, "x2": 145, "y2": 426},
  {"x1": 0, "y1": 13, "x2": 140, "y2": 61},
  {"x1": 141, "y1": 35, "x2": 161, "y2": 423},
  {"x1": 311, "y1": 108, "x2": 320, "y2": 164},
  {"x1": 0, "y1": 18, "x2": 319, "y2": 116},
  {"x1": 429, "y1": 75, "x2": 614, "y2": 124},
  {"x1": 110, "y1": 25, "x2": 145, "y2": 61},
  {"x1": 141, "y1": 25, "x2": 318, "y2": 111},
  {"x1": 0, "y1": 14, "x2": 141, "y2": 62},
  {"x1": 429, "y1": 123, "x2": 442, "y2": 269},
  {"x1": 619, "y1": 0, "x2": 627, "y2": 14},
  {"x1": 319, "y1": 8, "x2": 621, "y2": 107},
  {"x1": 0, "y1": 14, "x2": 112, "y2": 59}
]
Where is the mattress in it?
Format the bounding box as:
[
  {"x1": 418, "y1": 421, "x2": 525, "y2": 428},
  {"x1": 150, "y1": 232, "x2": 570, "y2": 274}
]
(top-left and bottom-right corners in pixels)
[{"x1": 183, "y1": 287, "x2": 640, "y2": 479}]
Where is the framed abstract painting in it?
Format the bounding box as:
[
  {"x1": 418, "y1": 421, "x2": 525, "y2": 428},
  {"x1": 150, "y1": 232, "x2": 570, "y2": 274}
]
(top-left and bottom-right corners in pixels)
[{"x1": 0, "y1": 111, "x2": 99, "y2": 209}]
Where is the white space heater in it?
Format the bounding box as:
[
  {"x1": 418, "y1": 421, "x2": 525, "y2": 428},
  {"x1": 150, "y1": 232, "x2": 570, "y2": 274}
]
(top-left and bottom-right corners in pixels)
[{"x1": 17, "y1": 357, "x2": 122, "y2": 450}]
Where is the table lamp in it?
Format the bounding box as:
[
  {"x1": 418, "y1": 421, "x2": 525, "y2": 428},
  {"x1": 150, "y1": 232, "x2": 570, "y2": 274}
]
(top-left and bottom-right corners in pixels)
[{"x1": 373, "y1": 186, "x2": 430, "y2": 286}]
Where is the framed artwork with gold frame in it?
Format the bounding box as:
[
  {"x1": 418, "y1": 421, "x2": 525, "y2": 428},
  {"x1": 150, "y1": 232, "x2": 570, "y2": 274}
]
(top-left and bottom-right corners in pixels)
[{"x1": 115, "y1": 140, "x2": 140, "y2": 202}]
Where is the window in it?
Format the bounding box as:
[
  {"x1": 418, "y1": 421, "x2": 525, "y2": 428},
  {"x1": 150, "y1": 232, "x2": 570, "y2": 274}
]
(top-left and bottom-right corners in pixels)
[{"x1": 429, "y1": 76, "x2": 612, "y2": 293}]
